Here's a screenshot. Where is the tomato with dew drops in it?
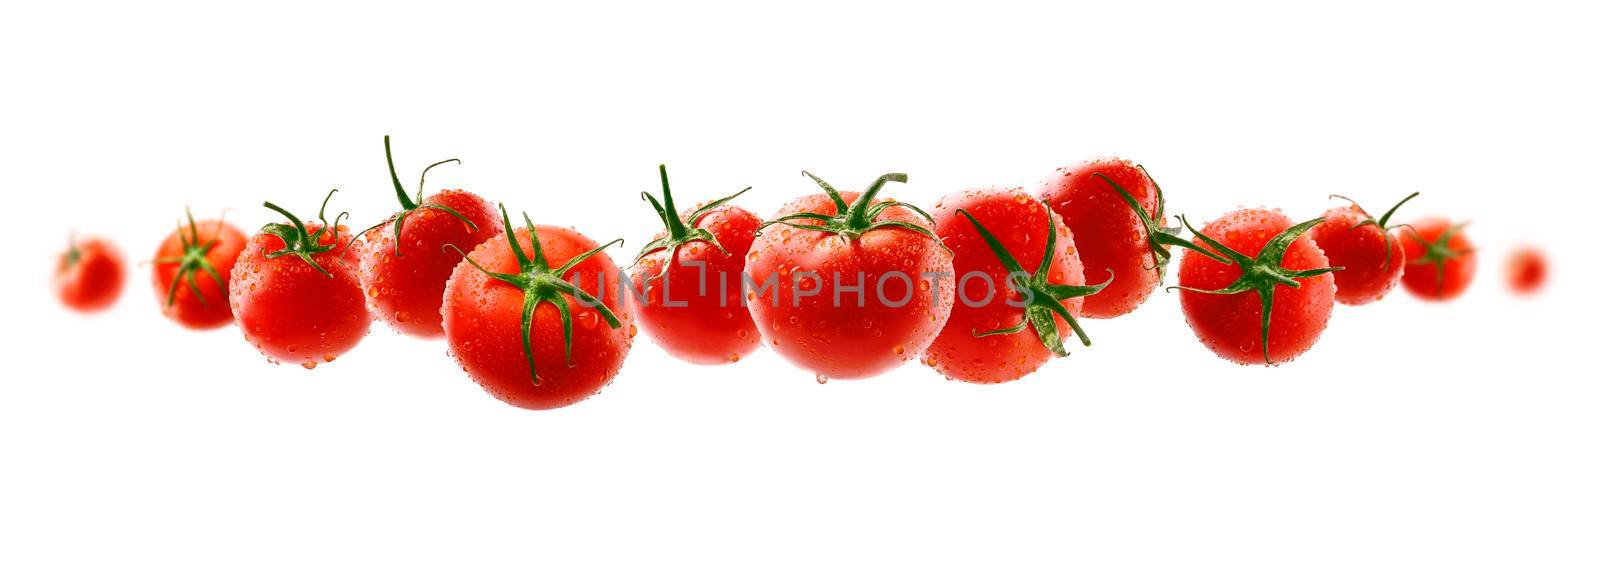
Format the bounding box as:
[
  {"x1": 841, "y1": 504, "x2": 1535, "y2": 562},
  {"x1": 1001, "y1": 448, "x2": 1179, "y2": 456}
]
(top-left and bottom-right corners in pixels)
[
  {"x1": 746, "y1": 171, "x2": 954, "y2": 381},
  {"x1": 1307, "y1": 193, "x2": 1417, "y2": 306},
  {"x1": 442, "y1": 205, "x2": 633, "y2": 410},
  {"x1": 629, "y1": 165, "x2": 762, "y2": 365},
  {"x1": 1174, "y1": 208, "x2": 1339, "y2": 366},
  {"x1": 924, "y1": 187, "x2": 1107, "y2": 383},
  {"x1": 357, "y1": 136, "x2": 501, "y2": 338},
  {"x1": 1037, "y1": 158, "x2": 1177, "y2": 319},
  {"x1": 229, "y1": 190, "x2": 372, "y2": 369},
  {"x1": 152, "y1": 210, "x2": 247, "y2": 329}
]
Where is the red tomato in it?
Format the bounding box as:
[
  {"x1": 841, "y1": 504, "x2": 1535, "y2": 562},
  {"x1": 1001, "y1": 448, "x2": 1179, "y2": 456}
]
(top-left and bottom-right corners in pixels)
[
  {"x1": 1399, "y1": 217, "x2": 1476, "y2": 301},
  {"x1": 229, "y1": 191, "x2": 372, "y2": 369},
  {"x1": 442, "y1": 206, "x2": 633, "y2": 410},
  {"x1": 746, "y1": 172, "x2": 954, "y2": 381},
  {"x1": 54, "y1": 235, "x2": 125, "y2": 313},
  {"x1": 1176, "y1": 209, "x2": 1337, "y2": 365},
  {"x1": 924, "y1": 188, "x2": 1106, "y2": 383},
  {"x1": 1505, "y1": 246, "x2": 1548, "y2": 295},
  {"x1": 358, "y1": 136, "x2": 501, "y2": 338},
  {"x1": 151, "y1": 212, "x2": 247, "y2": 329},
  {"x1": 1306, "y1": 193, "x2": 1417, "y2": 306},
  {"x1": 629, "y1": 165, "x2": 762, "y2": 365},
  {"x1": 1037, "y1": 158, "x2": 1172, "y2": 319}
]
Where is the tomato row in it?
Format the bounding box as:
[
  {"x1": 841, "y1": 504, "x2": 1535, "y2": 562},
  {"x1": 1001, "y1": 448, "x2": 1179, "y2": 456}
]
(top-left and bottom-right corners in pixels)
[{"x1": 53, "y1": 139, "x2": 1549, "y2": 410}]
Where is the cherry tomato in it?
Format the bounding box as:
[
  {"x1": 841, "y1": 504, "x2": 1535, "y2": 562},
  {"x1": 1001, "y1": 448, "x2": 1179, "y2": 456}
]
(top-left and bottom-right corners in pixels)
[
  {"x1": 1176, "y1": 209, "x2": 1337, "y2": 365},
  {"x1": 358, "y1": 136, "x2": 501, "y2": 338},
  {"x1": 443, "y1": 206, "x2": 633, "y2": 410},
  {"x1": 1037, "y1": 158, "x2": 1173, "y2": 319},
  {"x1": 924, "y1": 187, "x2": 1105, "y2": 383},
  {"x1": 151, "y1": 212, "x2": 247, "y2": 329},
  {"x1": 629, "y1": 165, "x2": 761, "y2": 365},
  {"x1": 1505, "y1": 246, "x2": 1548, "y2": 295},
  {"x1": 746, "y1": 171, "x2": 954, "y2": 381},
  {"x1": 229, "y1": 191, "x2": 372, "y2": 369},
  {"x1": 1307, "y1": 193, "x2": 1416, "y2": 306},
  {"x1": 1399, "y1": 217, "x2": 1476, "y2": 301},
  {"x1": 55, "y1": 235, "x2": 125, "y2": 313}
]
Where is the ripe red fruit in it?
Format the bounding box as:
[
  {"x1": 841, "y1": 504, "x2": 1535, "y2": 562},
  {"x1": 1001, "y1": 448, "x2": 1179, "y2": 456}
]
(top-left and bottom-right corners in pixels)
[
  {"x1": 55, "y1": 235, "x2": 126, "y2": 313},
  {"x1": 629, "y1": 165, "x2": 762, "y2": 365},
  {"x1": 746, "y1": 172, "x2": 954, "y2": 381},
  {"x1": 1037, "y1": 158, "x2": 1175, "y2": 319},
  {"x1": 1175, "y1": 209, "x2": 1338, "y2": 365},
  {"x1": 924, "y1": 188, "x2": 1106, "y2": 383},
  {"x1": 1399, "y1": 218, "x2": 1476, "y2": 301},
  {"x1": 357, "y1": 136, "x2": 501, "y2": 338},
  {"x1": 1505, "y1": 246, "x2": 1548, "y2": 295},
  {"x1": 229, "y1": 191, "x2": 372, "y2": 369},
  {"x1": 443, "y1": 206, "x2": 633, "y2": 410},
  {"x1": 151, "y1": 211, "x2": 247, "y2": 329},
  {"x1": 1307, "y1": 193, "x2": 1418, "y2": 306}
]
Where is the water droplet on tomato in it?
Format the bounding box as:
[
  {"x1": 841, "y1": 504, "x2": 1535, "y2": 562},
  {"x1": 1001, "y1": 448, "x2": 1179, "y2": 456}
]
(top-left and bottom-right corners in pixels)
[
  {"x1": 815, "y1": 374, "x2": 828, "y2": 384},
  {"x1": 301, "y1": 361, "x2": 318, "y2": 370}
]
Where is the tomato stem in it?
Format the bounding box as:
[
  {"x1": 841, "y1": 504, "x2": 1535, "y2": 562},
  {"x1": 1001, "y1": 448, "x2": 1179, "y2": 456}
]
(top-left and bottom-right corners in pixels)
[
  {"x1": 358, "y1": 135, "x2": 479, "y2": 258},
  {"x1": 631, "y1": 164, "x2": 750, "y2": 274},
  {"x1": 260, "y1": 189, "x2": 348, "y2": 278},
  {"x1": 1335, "y1": 192, "x2": 1421, "y2": 272},
  {"x1": 1404, "y1": 220, "x2": 1470, "y2": 297},
  {"x1": 759, "y1": 171, "x2": 947, "y2": 252},
  {"x1": 1095, "y1": 168, "x2": 1229, "y2": 280},
  {"x1": 156, "y1": 208, "x2": 226, "y2": 307}
]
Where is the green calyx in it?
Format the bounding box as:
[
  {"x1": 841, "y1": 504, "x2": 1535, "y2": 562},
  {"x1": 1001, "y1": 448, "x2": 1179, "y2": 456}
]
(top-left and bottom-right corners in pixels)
[
  {"x1": 1404, "y1": 220, "x2": 1470, "y2": 296},
  {"x1": 154, "y1": 208, "x2": 227, "y2": 307},
  {"x1": 355, "y1": 135, "x2": 479, "y2": 257},
  {"x1": 632, "y1": 164, "x2": 750, "y2": 272},
  {"x1": 448, "y1": 204, "x2": 624, "y2": 386},
  {"x1": 1095, "y1": 168, "x2": 1229, "y2": 279},
  {"x1": 957, "y1": 204, "x2": 1111, "y2": 357},
  {"x1": 1167, "y1": 216, "x2": 1343, "y2": 365},
  {"x1": 1333, "y1": 191, "x2": 1420, "y2": 271},
  {"x1": 761, "y1": 171, "x2": 946, "y2": 251},
  {"x1": 261, "y1": 189, "x2": 349, "y2": 278},
  {"x1": 64, "y1": 233, "x2": 82, "y2": 267}
]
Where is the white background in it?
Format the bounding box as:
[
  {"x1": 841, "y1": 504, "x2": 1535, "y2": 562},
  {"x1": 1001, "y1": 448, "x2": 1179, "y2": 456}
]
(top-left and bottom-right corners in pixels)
[{"x1": 2, "y1": 1, "x2": 1596, "y2": 567}]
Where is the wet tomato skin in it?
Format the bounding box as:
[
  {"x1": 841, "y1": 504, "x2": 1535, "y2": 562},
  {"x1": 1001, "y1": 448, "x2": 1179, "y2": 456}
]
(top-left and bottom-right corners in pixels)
[
  {"x1": 924, "y1": 187, "x2": 1086, "y2": 384},
  {"x1": 1399, "y1": 217, "x2": 1476, "y2": 301},
  {"x1": 151, "y1": 219, "x2": 248, "y2": 329},
  {"x1": 631, "y1": 205, "x2": 763, "y2": 365},
  {"x1": 1505, "y1": 246, "x2": 1548, "y2": 295},
  {"x1": 442, "y1": 225, "x2": 634, "y2": 410},
  {"x1": 1178, "y1": 209, "x2": 1335, "y2": 365},
  {"x1": 229, "y1": 224, "x2": 372, "y2": 369},
  {"x1": 745, "y1": 191, "x2": 955, "y2": 381},
  {"x1": 1307, "y1": 205, "x2": 1405, "y2": 305},
  {"x1": 360, "y1": 189, "x2": 501, "y2": 338},
  {"x1": 55, "y1": 237, "x2": 126, "y2": 313},
  {"x1": 1037, "y1": 157, "x2": 1161, "y2": 319}
]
